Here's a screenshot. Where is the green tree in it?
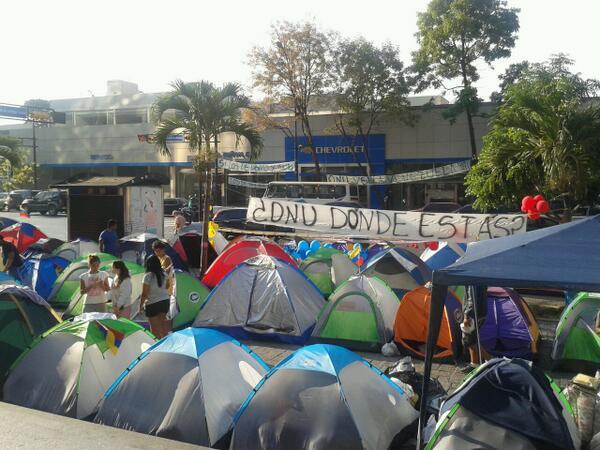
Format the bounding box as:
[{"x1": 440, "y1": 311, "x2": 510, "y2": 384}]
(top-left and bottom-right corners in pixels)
[
  {"x1": 0, "y1": 136, "x2": 24, "y2": 168},
  {"x1": 152, "y1": 80, "x2": 262, "y2": 272},
  {"x1": 465, "y1": 57, "x2": 600, "y2": 216},
  {"x1": 249, "y1": 21, "x2": 336, "y2": 178},
  {"x1": 333, "y1": 38, "x2": 414, "y2": 177},
  {"x1": 413, "y1": 0, "x2": 520, "y2": 158}
]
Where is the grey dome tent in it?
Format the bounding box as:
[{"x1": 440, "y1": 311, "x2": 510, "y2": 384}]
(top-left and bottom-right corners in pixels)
[
  {"x1": 426, "y1": 358, "x2": 580, "y2": 450},
  {"x1": 95, "y1": 328, "x2": 268, "y2": 447},
  {"x1": 193, "y1": 255, "x2": 325, "y2": 344},
  {"x1": 311, "y1": 275, "x2": 400, "y2": 351}
]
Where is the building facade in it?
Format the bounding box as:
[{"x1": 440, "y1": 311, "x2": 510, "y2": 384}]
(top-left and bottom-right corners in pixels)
[{"x1": 0, "y1": 81, "x2": 494, "y2": 209}]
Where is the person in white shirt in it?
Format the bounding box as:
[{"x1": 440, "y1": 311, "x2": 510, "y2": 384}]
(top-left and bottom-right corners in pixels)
[
  {"x1": 140, "y1": 255, "x2": 171, "y2": 338},
  {"x1": 110, "y1": 260, "x2": 133, "y2": 319},
  {"x1": 79, "y1": 254, "x2": 110, "y2": 313}
]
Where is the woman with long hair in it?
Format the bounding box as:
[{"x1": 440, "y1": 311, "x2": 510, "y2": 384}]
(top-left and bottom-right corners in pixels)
[
  {"x1": 140, "y1": 255, "x2": 171, "y2": 338},
  {"x1": 111, "y1": 260, "x2": 132, "y2": 319}
]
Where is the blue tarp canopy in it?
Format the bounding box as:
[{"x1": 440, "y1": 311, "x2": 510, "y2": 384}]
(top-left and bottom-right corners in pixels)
[
  {"x1": 419, "y1": 216, "x2": 600, "y2": 446},
  {"x1": 432, "y1": 215, "x2": 600, "y2": 291}
]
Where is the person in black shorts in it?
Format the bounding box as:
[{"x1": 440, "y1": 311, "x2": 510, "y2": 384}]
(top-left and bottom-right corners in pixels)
[
  {"x1": 140, "y1": 255, "x2": 171, "y2": 338},
  {"x1": 461, "y1": 286, "x2": 490, "y2": 372}
]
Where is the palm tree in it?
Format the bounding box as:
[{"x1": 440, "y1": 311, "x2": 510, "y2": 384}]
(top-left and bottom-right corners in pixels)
[{"x1": 152, "y1": 80, "x2": 263, "y2": 273}]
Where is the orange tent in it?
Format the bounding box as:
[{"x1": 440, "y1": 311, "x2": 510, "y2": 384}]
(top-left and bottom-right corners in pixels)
[{"x1": 394, "y1": 286, "x2": 463, "y2": 360}]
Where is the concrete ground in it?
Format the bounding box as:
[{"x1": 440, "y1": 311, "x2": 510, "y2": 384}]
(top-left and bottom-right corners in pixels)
[{"x1": 0, "y1": 402, "x2": 206, "y2": 449}]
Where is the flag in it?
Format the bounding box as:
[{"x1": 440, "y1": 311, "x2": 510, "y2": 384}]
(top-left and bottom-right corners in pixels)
[{"x1": 96, "y1": 321, "x2": 125, "y2": 355}]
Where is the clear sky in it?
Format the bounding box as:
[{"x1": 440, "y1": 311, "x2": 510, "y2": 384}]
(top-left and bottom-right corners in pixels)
[{"x1": 0, "y1": 0, "x2": 596, "y2": 107}]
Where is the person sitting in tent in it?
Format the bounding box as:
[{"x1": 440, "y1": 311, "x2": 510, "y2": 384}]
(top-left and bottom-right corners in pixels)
[
  {"x1": 152, "y1": 240, "x2": 173, "y2": 295},
  {"x1": 79, "y1": 254, "x2": 110, "y2": 313},
  {"x1": 110, "y1": 260, "x2": 132, "y2": 319},
  {"x1": 461, "y1": 286, "x2": 490, "y2": 372},
  {"x1": 0, "y1": 235, "x2": 23, "y2": 280},
  {"x1": 140, "y1": 255, "x2": 171, "y2": 338}
]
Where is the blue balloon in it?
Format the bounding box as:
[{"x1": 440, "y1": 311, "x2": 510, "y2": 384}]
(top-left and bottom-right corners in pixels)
[
  {"x1": 353, "y1": 243, "x2": 362, "y2": 251},
  {"x1": 292, "y1": 251, "x2": 300, "y2": 260},
  {"x1": 310, "y1": 240, "x2": 321, "y2": 251},
  {"x1": 323, "y1": 243, "x2": 333, "y2": 248},
  {"x1": 305, "y1": 250, "x2": 313, "y2": 258},
  {"x1": 298, "y1": 240, "x2": 309, "y2": 252}
]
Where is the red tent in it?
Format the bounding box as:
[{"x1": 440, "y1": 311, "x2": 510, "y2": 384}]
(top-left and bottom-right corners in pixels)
[
  {"x1": 202, "y1": 237, "x2": 297, "y2": 288},
  {"x1": 0, "y1": 223, "x2": 47, "y2": 253}
]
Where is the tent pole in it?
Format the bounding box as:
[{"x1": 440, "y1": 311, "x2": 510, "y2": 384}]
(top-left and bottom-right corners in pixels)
[
  {"x1": 417, "y1": 282, "x2": 448, "y2": 449},
  {"x1": 471, "y1": 286, "x2": 483, "y2": 365}
]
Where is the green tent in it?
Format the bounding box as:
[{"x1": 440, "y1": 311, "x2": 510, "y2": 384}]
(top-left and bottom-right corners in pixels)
[
  {"x1": 47, "y1": 253, "x2": 115, "y2": 307},
  {"x1": 311, "y1": 275, "x2": 400, "y2": 351},
  {"x1": 300, "y1": 248, "x2": 358, "y2": 297},
  {"x1": 171, "y1": 272, "x2": 210, "y2": 330},
  {"x1": 0, "y1": 286, "x2": 61, "y2": 385},
  {"x1": 552, "y1": 292, "x2": 600, "y2": 372},
  {"x1": 3, "y1": 317, "x2": 155, "y2": 419},
  {"x1": 63, "y1": 261, "x2": 145, "y2": 319}
]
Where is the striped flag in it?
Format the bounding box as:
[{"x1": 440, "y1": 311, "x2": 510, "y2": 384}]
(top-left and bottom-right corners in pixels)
[{"x1": 96, "y1": 321, "x2": 125, "y2": 355}]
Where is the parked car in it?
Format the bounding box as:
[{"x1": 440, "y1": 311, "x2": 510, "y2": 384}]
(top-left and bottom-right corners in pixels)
[
  {"x1": 4, "y1": 190, "x2": 35, "y2": 211},
  {"x1": 163, "y1": 197, "x2": 187, "y2": 215},
  {"x1": 414, "y1": 202, "x2": 462, "y2": 213},
  {"x1": 0, "y1": 192, "x2": 9, "y2": 211},
  {"x1": 21, "y1": 190, "x2": 67, "y2": 216},
  {"x1": 453, "y1": 204, "x2": 515, "y2": 214},
  {"x1": 213, "y1": 207, "x2": 294, "y2": 237}
]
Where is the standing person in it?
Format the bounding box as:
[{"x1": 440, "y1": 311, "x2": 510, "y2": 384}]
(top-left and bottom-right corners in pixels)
[
  {"x1": 460, "y1": 286, "x2": 490, "y2": 372},
  {"x1": 152, "y1": 240, "x2": 174, "y2": 295},
  {"x1": 110, "y1": 260, "x2": 132, "y2": 319},
  {"x1": 0, "y1": 235, "x2": 23, "y2": 280},
  {"x1": 173, "y1": 210, "x2": 186, "y2": 235},
  {"x1": 99, "y1": 219, "x2": 119, "y2": 256},
  {"x1": 140, "y1": 255, "x2": 171, "y2": 338},
  {"x1": 79, "y1": 254, "x2": 110, "y2": 313}
]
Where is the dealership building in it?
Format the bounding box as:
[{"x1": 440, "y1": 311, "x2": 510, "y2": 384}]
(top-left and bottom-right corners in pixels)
[{"x1": 0, "y1": 80, "x2": 493, "y2": 209}]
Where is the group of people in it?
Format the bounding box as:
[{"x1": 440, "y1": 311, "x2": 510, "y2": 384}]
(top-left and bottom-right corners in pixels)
[{"x1": 79, "y1": 239, "x2": 174, "y2": 338}]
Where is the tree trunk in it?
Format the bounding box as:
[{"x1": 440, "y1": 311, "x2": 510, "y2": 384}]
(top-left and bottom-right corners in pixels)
[
  {"x1": 200, "y1": 141, "x2": 212, "y2": 276},
  {"x1": 465, "y1": 107, "x2": 478, "y2": 160},
  {"x1": 299, "y1": 111, "x2": 321, "y2": 180}
]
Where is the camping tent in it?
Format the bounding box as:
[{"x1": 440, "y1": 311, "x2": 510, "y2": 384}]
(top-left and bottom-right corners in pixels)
[
  {"x1": 0, "y1": 272, "x2": 20, "y2": 286},
  {"x1": 120, "y1": 232, "x2": 186, "y2": 271},
  {"x1": 171, "y1": 272, "x2": 211, "y2": 330},
  {"x1": 193, "y1": 255, "x2": 325, "y2": 344},
  {"x1": 170, "y1": 230, "x2": 216, "y2": 271},
  {"x1": 95, "y1": 328, "x2": 268, "y2": 447},
  {"x1": 202, "y1": 237, "x2": 297, "y2": 288},
  {"x1": 0, "y1": 223, "x2": 47, "y2": 253},
  {"x1": 394, "y1": 286, "x2": 462, "y2": 360},
  {"x1": 421, "y1": 242, "x2": 466, "y2": 271},
  {"x1": 47, "y1": 252, "x2": 114, "y2": 306},
  {"x1": 18, "y1": 254, "x2": 69, "y2": 299},
  {"x1": 311, "y1": 275, "x2": 400, "y2": 350},
  {"x1": 3, "y1": 317, "x2": 155, "y2": 419},
  {"x1": 480, "y1": 287, "x2": 540, "y2": 359},
  {"x1": 53, "y1": 239, "x2": 100, "y2": 262},
  {"x1": 0, "y1": 217, "x2": 17, "y2": 230},
  {"x1": 420, "y1": 216, "x2": 600, "y2": 446},
  {"x1": 22, "y1": 238, "x2": 65, "y2": 259},
  {"x1": 0, "y1": 286, "x2": 60, "y2": 385},
  {"x1": 426, "y1": 358, "x2": 580, "y2": 450},
  {"x1": 300, "y1": 248, "x2": 358, "y2": 297},
  {"x1": 360, "y1": 247, "x2": 431, "y2": 298},
  {"x1": 229, "y1": 344, "x2": 418, "y2": 450},
  {"x1": 552, "y1": 292, "x2": 600, "y2": 372}
]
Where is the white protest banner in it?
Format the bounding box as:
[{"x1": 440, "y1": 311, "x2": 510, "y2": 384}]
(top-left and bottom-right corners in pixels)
[
  {"x1": 326, "y1": 160, "x2": 471, "y2": 185},
  {"x1": 246, "y1": 197, "x2": 527, "y2": 243},
  {"x1": 218, "y1": 159, "x2": 295, "y2": 173},
  {"x1": 228, "y1": 177, "x2": 268, "y2": 189}
]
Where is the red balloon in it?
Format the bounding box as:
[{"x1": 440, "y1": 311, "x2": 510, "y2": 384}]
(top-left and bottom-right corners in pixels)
[
  {"x1": 533, "y1": 194, "x2": 544, "y2": 202},
  {"x1": 520, "y1": 205, "x2": 528, "y2": 213},
  {"x1": 537, "y1": 200, "x2": 550, "y2": 214},
  {"x1": 427, "y1": 241, "x2": 439, "y2": 251},
  {"x1": 522, "y1": 196, "x2": 536, "y2": 211},
  {"x1": 528, "y1": 211, "x2": 540, "y2": 220}
]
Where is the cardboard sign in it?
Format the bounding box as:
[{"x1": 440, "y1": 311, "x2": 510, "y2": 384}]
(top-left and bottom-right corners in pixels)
[{"x1": 246, "y1": 197, "x2": 527, "y2": 243}]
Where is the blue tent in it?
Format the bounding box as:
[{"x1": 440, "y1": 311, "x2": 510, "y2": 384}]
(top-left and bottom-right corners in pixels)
[
  {"x1": 0, "y1": 272, "x2": 20, "y2": 285},
  {"x1": 120, "y1": 232, "x2": 186, "y2": 270},
  {"x1": 0, "y1": 217, "x2": 17, "y2": 230},
  {"x1": 360, "y1": 247, "x2": 431, "y2": 297},
  {"x1": 18, "y1": 254, "x2": 69, "y2": 299},
  {"x1": 419, "y1": 216, "x2": 600, "y2": 445},
  {"x1": 421, "y1": 242, "x2": 467, "y2": 270},
  {"x1": 230, "y1": 344, "x2": 418, "y2": 450}
]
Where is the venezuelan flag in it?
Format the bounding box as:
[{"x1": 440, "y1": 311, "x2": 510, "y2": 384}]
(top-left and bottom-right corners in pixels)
[{"x1": 97, "y1": 321, "x2": 125, "y2": 355}]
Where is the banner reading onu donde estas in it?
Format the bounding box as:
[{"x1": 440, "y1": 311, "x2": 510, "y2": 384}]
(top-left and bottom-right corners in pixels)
[{"x1": 246, "y1": 197, "x2": 527, "y2": 243}]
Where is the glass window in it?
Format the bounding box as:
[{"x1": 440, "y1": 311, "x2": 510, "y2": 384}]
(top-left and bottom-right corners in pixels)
[
  {"x1": 317, "y1": 185, "x2": 331, "y2": 198},
  {"x1": 334, "y1": 186, "x2": 346, "y2": 197},
  {"x1": 287, "y1": 185, "x2": 300, "y2": 197},
  {"x1": 302, "y1": 185, "x2": 317, "y2": 198},
  {"x1": 75, "y1": 111, "x2": 108, "y2": 126},
  {"x1": 115, "y1": 109, "x2": 148, "y2": 124}
]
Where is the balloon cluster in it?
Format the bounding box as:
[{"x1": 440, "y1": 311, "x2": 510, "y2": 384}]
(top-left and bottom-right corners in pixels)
[
  {"x1": 283, "y1": 240, "x2": 367, "y2": 266},
  {"x1": 346, "y1": 243, "x2": 367, "y2": 267},
  {"x1": 288, "y1": 239, "x2": 322, "y2": 260},
  {"x1": 521, "y1": 194, "x2": 550, "y2": 220}
]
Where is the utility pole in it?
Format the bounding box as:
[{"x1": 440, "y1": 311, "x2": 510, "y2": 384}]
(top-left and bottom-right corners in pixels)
[
  {"x1": 31, "y1": 120, "x2": 38, "y2": 189},
  {"x1": 294, "y1": 106, "x2": 299, "y2": 181}
]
